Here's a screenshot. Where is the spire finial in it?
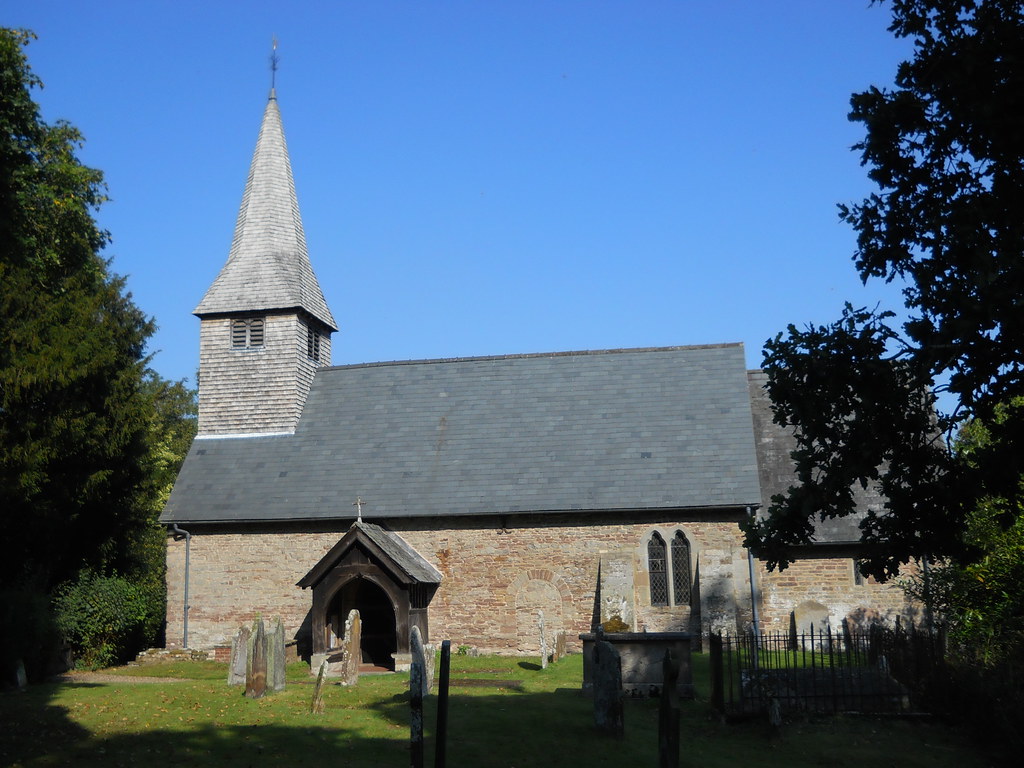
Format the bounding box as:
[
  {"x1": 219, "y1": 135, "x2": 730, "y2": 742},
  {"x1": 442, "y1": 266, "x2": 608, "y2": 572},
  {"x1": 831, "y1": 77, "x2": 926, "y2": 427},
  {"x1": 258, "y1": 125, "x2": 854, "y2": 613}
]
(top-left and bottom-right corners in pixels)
[{"x1": 269, "y1": 37, "x2": 279, "y2": 98}]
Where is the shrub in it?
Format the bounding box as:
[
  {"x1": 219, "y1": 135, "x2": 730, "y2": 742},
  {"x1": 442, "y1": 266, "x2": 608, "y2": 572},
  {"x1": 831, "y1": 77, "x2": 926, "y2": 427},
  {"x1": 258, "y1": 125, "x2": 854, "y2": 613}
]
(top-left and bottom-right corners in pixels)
[{"x1": 52, "y1": 571, "x2": 158, "y2": 669}]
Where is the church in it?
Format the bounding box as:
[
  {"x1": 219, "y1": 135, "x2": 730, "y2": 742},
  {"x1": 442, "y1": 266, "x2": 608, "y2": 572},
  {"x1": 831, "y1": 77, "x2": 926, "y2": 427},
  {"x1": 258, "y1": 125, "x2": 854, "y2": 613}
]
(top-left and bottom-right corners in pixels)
[{"x1": 159, "y1": 88, "x2": 916, "y2": 666}]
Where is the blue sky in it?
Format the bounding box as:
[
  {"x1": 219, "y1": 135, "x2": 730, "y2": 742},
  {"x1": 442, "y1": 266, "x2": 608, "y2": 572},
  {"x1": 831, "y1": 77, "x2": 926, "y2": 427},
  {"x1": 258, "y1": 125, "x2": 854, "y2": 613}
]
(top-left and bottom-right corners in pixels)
[{"x1": 9, "y1": 1, "x2": 911, "y2": 386}]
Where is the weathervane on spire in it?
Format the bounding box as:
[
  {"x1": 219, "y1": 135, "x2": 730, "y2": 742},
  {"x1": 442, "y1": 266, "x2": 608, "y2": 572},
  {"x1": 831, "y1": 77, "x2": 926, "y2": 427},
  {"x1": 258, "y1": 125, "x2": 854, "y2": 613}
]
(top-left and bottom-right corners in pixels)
[{"x1": 270, "y1": 37, "x2": 280, "y2": 93}]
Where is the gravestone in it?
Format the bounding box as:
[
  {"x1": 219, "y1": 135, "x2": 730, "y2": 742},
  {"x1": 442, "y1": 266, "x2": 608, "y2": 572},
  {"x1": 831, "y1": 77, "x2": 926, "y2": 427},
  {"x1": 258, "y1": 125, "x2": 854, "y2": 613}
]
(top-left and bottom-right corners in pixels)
[
  {"x1": 339, "y1": 609, "x2": 361, "y2": 685},
  {"x1": 539, "y1": 610, "x2": 548, "y2": 669},
  {"x1": 267, "y1": 618, "x2": 286, "y2": 692},
  {"x1": 553, "y1": 631, "x2": 567, "y2": 663},
  {"x1": 410, "y1": 630, "x2": 425, "y2": 768},
  {"x1": 15, "y1": 659, "x2": 27, "y2": 691},
  {"x1": 228, "y1": 624, "x2": 250, "y2": 685},
  {"x1": 310, "y1": 660, "x2": 327, "y2": 714},
  {"x1": 592, "y1": 639, "x2": 624, "y2": 737},
  {"x1": 245, "y1": 618, "x2": 268, "y2": 699},
  {"x1": 410, "y1": 626, "x2": 430, "y2": 698},
  {"x1": 423, "y1": 644, "x2": 436, "y2": 693}
]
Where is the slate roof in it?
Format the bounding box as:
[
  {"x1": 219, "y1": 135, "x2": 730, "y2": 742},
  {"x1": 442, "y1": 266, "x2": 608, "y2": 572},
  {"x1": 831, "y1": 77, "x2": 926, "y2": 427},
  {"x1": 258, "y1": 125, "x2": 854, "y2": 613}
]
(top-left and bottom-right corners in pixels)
[
  {"x1": 297, "y1": 521, "x2": 442, "y2": 589},
  {"x1": 194, "y1": 92, "x2": 337, "y2": 330},
  {"x1": 747, "y1": 370, "x2": 883, "y2": 544},
  {"x1": 162, "y1": 344, "x2": 763, "y2": 524}
]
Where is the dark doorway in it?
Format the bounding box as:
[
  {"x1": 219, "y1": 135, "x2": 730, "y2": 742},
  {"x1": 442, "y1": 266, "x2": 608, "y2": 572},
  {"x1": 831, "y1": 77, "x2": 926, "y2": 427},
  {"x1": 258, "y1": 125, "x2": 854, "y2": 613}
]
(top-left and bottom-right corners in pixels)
[{"x1": 327, "y1": 578, "x2": 397, "y2": 669}]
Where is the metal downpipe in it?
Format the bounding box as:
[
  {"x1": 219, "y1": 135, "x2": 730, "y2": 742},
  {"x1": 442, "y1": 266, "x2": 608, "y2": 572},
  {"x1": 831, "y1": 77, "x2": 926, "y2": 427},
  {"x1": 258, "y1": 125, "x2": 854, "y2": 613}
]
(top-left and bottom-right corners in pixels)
[{"x1": 171, "y1": 524, "x2": 191, "y2": 649}]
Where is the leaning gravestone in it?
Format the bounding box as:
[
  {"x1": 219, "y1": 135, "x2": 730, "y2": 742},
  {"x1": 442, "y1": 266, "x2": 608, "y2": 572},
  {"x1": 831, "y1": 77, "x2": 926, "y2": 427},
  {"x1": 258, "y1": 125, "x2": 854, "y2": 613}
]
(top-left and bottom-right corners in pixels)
[
  {"x1": 339, "y1": 609, "x2": 361, "y2": 686},
  {"x1": 593, "y1": 639, "x2": 624, "y2": 737},
  {"x1": 245, "y1": 618, "x2": 268, "y2": 699},
  {"x1": 310, "y1": 660, "x2": 328, "y2": 715},
  {"x1": 267, "y1": 618, "x2": 286, "y2": 692},
  {"x1": 228, "y1": 624, "x2": 251, "y2": 685}
]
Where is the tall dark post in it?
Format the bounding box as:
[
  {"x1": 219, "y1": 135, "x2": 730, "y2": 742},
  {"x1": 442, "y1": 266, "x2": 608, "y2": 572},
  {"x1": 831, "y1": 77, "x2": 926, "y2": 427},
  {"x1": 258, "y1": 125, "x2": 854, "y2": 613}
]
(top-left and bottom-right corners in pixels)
[
  {"x1": 709, "y1": 632, "x2": 724, "y2": 714},
  {"x1": 658, "y1": 649, "x2": 680, "y2": 768},
  {"x1": 435, "y1": 640, "x2": 451, "y2": 768}
]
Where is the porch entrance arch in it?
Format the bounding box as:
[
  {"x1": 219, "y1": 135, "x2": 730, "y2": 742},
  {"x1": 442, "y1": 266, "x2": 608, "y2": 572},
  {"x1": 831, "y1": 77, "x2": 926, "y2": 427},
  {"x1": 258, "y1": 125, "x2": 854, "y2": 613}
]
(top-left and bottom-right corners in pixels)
[
  {"x1": 326, "y1": 577, "x2": 398, "y2": 668},
  {"x1": 298, "y1": 521, "x2": 441, "y2": 668}
]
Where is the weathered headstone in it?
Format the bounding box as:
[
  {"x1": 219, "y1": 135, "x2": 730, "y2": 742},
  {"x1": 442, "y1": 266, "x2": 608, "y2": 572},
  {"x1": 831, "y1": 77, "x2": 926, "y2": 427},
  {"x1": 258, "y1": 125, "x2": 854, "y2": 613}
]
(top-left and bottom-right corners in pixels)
[
  {"x1": 245, "y1": 618, "x2": 268, "y2": 699},
  {"x1": 310, "y1": 660, "x2": 327, "y2": 714},
  {"x1": 339, "y1": 609, "x2": 361, "y2": 686},
  {"x1": 267, "y1": 617, "x2": 286, "y2": 692},
  {"x1": 658, "y1": 650, "x2": 680, "y2": 768},
  {"x1": 538, "y1": 610, "x2": 548, "y2": 669},
  {"x1": 553, "y1": 631, "x2": 567, "y2": 663},
  {"x1": 842, "y1": 616, "x2": 854, "y2": 655},
  {"x1": 592, "y1": 639, "x2": 624, "y2": 737},
  {"x1": 423, "y1": 644, "x2": 436, "y2": 693},
  {"x1": 410, "y1": 635, "x2": 425, "y2": 768},
  {"x1": 228, "y1": 624, "x2": 250, "y2": 685},
  {"x1": 410, "y1": 626, "x2": 429, "y2": 698}
]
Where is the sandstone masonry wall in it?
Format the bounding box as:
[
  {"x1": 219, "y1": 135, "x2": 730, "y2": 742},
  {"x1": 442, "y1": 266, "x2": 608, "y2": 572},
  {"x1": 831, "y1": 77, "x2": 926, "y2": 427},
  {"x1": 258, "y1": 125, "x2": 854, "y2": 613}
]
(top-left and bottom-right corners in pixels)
[
  {"x1": 165, "y1": 514, "x2": 917, "y2": 654},
  {"x1": 757, "y1": 555, "x2": 919, "y2": 633},
  {"x1": 165, "y1": 513, "x2": 754, "y2": 653}
]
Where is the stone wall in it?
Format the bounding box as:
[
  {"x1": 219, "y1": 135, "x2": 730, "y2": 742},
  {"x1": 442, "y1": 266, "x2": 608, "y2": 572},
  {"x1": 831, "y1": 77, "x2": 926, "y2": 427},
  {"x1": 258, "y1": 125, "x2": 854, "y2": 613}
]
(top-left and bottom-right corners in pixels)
[
  {"x1": 165, "y1": 512, "x2": 754, "y2": 653},
  {"x1": 165, "y1": 513, "x2": 916, "y2": 654},
  {"x1": 757, "y1": 553, "x2": 919, "y2": 633}
]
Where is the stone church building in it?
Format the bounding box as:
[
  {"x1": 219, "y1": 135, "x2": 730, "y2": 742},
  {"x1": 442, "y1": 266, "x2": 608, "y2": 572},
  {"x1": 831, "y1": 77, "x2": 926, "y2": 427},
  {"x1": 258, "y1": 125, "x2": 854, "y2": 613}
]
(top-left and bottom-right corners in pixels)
[{"x1": 160, "y1": 90, "x2": 915, "y2": 665}]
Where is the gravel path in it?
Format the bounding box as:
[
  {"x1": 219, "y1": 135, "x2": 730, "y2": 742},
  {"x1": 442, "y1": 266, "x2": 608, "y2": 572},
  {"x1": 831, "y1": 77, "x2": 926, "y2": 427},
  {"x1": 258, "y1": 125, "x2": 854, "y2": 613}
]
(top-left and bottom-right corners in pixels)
[{"x1": 52, "y1": 671, "x2": 192, "y2": 684}]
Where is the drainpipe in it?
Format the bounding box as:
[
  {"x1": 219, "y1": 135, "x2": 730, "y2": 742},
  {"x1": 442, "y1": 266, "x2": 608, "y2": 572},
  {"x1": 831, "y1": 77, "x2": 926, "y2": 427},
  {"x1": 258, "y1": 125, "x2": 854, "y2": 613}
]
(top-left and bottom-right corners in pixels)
[
  {"x1": 745, "y1": 506, "x2": 761, "y2": 636},
  {"x1": 171, "y1": 524, "x2": 191, "y2": 649}
]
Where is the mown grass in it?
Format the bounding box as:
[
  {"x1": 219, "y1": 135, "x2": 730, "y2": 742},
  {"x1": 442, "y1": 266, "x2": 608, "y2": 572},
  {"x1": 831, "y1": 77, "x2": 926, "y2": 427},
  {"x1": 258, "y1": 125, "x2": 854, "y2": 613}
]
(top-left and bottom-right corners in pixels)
[{"x1": 0, "y1": 653, "x2": 1001, "y2": 767}]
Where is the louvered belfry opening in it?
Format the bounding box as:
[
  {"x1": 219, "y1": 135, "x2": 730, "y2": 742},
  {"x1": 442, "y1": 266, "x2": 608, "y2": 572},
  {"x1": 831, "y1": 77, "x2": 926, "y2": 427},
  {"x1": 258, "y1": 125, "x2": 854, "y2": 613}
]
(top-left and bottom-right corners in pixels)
[{"x1": 231, "y1": 317, "x2": 265, "y2": 348}]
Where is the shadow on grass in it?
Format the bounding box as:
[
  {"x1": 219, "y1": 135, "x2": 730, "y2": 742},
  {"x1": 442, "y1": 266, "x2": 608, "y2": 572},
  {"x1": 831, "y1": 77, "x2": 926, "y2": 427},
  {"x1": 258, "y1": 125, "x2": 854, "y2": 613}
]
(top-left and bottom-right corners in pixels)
[
  {"x1": 0, "y1": 658, "x2": 998, "y2": 768},
  {"x1": 0, "y1": 677, "x2": 652, "y2": 768}
]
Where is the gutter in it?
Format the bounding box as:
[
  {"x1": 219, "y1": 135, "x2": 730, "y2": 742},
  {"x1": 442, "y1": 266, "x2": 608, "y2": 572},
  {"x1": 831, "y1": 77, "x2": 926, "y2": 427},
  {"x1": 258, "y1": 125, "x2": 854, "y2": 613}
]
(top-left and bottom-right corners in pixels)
[{"x1": 170, "y1": 524, "x2": 192, "y2": 649}]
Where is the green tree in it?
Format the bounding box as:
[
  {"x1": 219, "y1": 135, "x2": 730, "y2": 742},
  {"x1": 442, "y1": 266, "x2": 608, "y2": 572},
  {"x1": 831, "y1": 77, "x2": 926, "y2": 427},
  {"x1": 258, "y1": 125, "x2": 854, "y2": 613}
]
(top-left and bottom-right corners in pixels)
[
  {"x1": 904, "y1": 400, "x2": 1024, "y2": 664},
  {"x1": 743, "y1": 0, "x2": 1024, "y2": 580},
  {"x1": 0, "y1": 27, "x2": 194, "y2": 592}
]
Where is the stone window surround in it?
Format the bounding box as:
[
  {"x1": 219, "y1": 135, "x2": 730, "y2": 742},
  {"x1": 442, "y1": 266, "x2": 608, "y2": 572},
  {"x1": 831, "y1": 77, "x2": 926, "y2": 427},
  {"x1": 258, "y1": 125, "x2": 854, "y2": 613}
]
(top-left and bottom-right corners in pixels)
[{"x1": 641, "y1": 526, "x2": 698, "y2": 609}]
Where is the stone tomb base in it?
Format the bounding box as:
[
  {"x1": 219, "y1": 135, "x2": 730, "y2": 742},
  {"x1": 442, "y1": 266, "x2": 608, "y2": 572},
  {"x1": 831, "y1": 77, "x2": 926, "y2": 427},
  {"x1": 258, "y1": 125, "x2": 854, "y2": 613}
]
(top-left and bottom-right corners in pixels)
[{"x1": 580, "y1": 632, "x2": 694, "y2": 698}]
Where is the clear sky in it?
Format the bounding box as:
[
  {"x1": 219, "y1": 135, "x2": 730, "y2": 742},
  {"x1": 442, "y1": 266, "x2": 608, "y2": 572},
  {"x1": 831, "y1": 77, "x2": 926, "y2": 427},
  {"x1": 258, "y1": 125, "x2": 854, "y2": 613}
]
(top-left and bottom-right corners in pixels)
[{"x1": 9, "y1": 1, "x2": 912, "y2": 386}]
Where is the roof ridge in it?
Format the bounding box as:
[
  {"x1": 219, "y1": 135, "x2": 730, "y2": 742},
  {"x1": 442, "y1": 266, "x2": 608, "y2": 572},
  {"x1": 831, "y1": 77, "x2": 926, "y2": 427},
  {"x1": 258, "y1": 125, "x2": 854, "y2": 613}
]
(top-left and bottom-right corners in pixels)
[{"x1": 318, "y1": 342, "x2": 745, "y2": 372}]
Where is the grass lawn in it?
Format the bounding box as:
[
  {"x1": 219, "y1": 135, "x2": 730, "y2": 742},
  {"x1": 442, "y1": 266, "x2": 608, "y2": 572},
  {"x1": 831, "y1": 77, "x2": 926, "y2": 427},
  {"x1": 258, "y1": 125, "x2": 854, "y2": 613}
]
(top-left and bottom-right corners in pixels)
[{"x1": 0, "y1": 652, "x2": 1000, "y2": 767}]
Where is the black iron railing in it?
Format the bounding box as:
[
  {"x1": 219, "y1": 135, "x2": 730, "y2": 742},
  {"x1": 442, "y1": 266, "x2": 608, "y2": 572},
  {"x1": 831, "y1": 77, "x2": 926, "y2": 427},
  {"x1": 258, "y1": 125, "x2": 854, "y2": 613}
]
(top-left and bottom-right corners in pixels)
[{"x1": 709, "y1": 623, "x2": 945, "y2": 716}]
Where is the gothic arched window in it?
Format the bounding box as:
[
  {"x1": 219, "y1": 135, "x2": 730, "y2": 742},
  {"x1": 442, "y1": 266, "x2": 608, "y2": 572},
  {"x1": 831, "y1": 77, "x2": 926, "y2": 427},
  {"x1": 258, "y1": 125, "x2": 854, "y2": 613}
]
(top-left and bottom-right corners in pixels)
[
  {"x1": 648, "y1": 532, "x2": 669, "y2": 606},
  {"x1": 671, "y1": 531, "x2": 692, "y2": 605}
]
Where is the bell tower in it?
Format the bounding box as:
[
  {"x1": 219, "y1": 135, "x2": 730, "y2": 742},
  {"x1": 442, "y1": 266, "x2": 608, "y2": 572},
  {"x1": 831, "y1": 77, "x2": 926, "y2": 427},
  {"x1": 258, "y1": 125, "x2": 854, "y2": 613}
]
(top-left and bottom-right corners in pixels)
[{"x1": 193, "y1": 86, "x2": 337, "y2": 437}]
